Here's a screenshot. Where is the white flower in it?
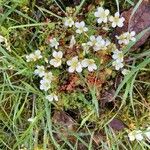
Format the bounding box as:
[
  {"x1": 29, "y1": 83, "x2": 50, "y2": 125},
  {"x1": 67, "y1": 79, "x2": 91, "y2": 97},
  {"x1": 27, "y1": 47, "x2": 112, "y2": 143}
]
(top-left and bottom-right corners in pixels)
[
  {"x1": 33, "y1": 50, "x2": 43, "y2": 61},
  {"x1": 144, "y1": 127, "x2": 150, "y2": 139},
  {"x1": 34, "y1": 65, "x2": 45, "y2": 77},
  {"x1": 105, "y1": 39, "x2": 111, "y2": 46},
  {"x1": 109, "y1": 12, "x2": 125, "y2": 28},
  {"x1": 82, "y1": 43, "x2": 90, "y2": 55},
  {"x1": 93, "y1": 36, "x2": 105, "y2": 51},
  {"x1": 87, "y1": 35, "x2": 97, "y2": 47},
  {"x1": 50, "y1": 38, "x2": 59, "y2": 49},
  {"x1": 43, "y1": 72, "x2": 54, "y2": 82},
  {"x1": 121, "y1": 69, "x2": 130, "y2": 75},
  {"x1": 81, "y1": 59, "x2": 97, "y2": 72},
  {"x1": 46, "y1": 93, "x2": 58, "y2": 102},
  {"x1": 40, "y1": 79, "x2": 51, "y2": 91},
  {"x1": 75, "y1": 21, "x2": 88, "y2": 34},
  {"x1": 116, "y1": 33, "x2": 128, "y2": 45},
  {"x1": 69, "y1": 35, "x2": 76, "y2": 49},
  {"x1": 100, "y1": 39, "x2": 111, "y2": 50},
  {"x1": 135, "y1": 130, "x2": 144, "y2": 141},
  {"x1": 0, "y1": 35, "x2": 5, "y2": 43},
  {"x1": 128, "y1": 132, "x2": 136, "y2": 141},
  {"x1": 94, "y1": 7, "x2": 110, "y2": 24},
  {"x1": 26, "y1": 54, "x2": 34, "y2": 62},
  {"x1": 116, "y1": 31, "x2": 136, "y2": 45},
  {"x1": 26, "y1": 50, "x2": 42, "y2": 62},
  {"x1": 87, "y1": 35, "x2": 106, "y2": 51},
  {"x1": 64, "y1": 17, "x2": 74, "y2": 27},
  {"x1": 112, "y1": 49, "x2": 124, "y2": 62},
  {"x1": 128, "y1": 130, "x2": 144, "y2": 141},
  {"x1": 67, "y1": 56, "x2": 82, "y2": 73},
  {"x1": 28, "y1": 117, "x2": 35, "y2": 122},
  {"x1": 126, "y1": 31, "x2": 136, "y2": 42},
  {"x1": 112, "y1": 60, "x2": 124, "y2": 70},
  {"x1": 50, "y1": 51, "x2": 63, "y2": 67}
]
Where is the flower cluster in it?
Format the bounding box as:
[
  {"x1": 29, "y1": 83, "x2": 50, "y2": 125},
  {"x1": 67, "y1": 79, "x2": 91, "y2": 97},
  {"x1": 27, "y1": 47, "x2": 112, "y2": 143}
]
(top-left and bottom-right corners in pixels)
[
  {"x1": 64, "y1": 17, "x2": 74, "y2": 27},
  {"x1": 50, "y1": 51, "x2": 63, "y2": 67},
  {"x1": 46, "y1": 93, "x2": 58, "y2": 102},
  {"x1": 26, "y1": 50, "x2": 42, "y2": 62},
  {"x1": 112, "y1": 49, "x2": 124, "y2": 70},
  {"x1": 116, "y1": 31, "x2": 136, "y2": 45},
  {"x1": 112, "y1": 49, "x2": 131, "y2": 74},
  {"x1": 34, "y1": 65, "x2": 53, "y2": 93},
  {"x1": 94, "y1": 7, "x2": 110, "y2": 24},
  {"x1": 94, "y1": 7, "x2": 125, "y2": 27},
  {"x1": 49, "y1": 38, "x2": 59, "y2": 49},
  {"x1": 128, "y1": 127, "x2": 150, "y2": 142},
  {"x1": 34, "y1": 65, "x2": 58, "y2": 101},
  {"x1": 40, "y1": 72, "x2": 54, "y2": 91},
  {"x1": 75, "y1": 21, "x2": 88, "y2": 34},
  {"x1": 109, "y1": 12, "x2": 125, "y2": 28},
  {"x1": 63, "y1": 7, "x2": 135, "y2": 74},
  {"x1": 67, "y1": 56, "x2": 97, "y2": 73},
  {"x1": 25, "y1": 6, "x2": 136, "y2": 102},
  {"x1": 87, "y1": 35, "x2": 110, "y2": 51}
]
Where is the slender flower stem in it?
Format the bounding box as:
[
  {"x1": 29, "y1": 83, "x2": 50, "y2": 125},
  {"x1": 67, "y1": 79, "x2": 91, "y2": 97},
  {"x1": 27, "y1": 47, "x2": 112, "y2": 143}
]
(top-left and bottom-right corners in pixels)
[
  {"x1": 84, "y1": 32, "x2": 89, "y2": 38},
  {"x1": 73, "y1": 0, "x2": 87, "y2": 17}
]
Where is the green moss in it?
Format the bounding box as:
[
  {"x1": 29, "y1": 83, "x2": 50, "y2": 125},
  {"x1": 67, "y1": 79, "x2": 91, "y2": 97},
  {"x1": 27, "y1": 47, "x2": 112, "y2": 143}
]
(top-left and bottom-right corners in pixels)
[
  {"x1": 11, "y1": 0, "x2": 29, "y2": 6},
  {"x1": 85, "y1": 11, "x2": 96, "y2": 26},
  {"x1": 58, "y1": 92, "x2": 92, "y2": 110}
]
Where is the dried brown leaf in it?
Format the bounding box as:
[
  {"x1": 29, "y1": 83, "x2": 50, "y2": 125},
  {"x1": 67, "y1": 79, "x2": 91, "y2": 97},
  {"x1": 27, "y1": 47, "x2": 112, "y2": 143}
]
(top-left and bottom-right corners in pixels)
[
  {"x1": 109, "y1": 118, "x2": 126, "y2": 131},
  {"x1": 52, "y1": 110, "x2": 77, "y2": 141},
  {"x1": 101, "y1": 88, "x2": 115, "y2": 108},
  {"x1": 53, "y1": 110, "x2": 76, "y2": 130},
  {"x1": 92, "y1": 131, "x2": 105, "y2": 145}
]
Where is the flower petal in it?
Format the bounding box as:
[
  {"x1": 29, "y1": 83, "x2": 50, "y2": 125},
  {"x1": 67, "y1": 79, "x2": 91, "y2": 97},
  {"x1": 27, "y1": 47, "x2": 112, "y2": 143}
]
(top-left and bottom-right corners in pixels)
[
  {"x1": 81, "y1": 59, "x2": 89, "y2": 67},
  {"x1": 68, "y1": 66, "x2": 75, "y2": 73},
  {"x1": 76, "y1": 63, "x2": 82, "y2": 73}
]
